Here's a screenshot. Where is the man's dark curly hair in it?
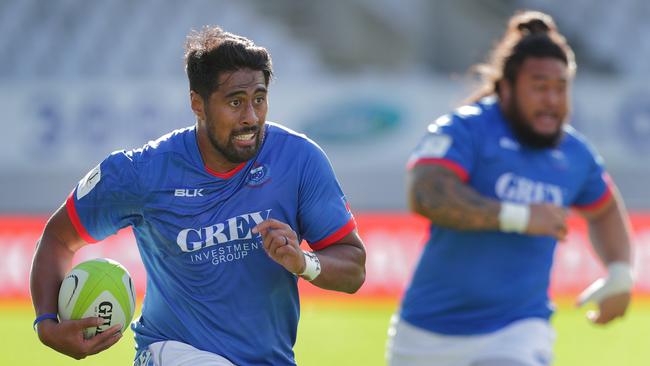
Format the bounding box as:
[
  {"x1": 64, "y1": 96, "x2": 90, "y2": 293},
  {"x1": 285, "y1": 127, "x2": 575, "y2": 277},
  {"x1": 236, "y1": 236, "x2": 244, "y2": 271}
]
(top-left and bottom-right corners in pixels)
[{"x1": 184, "y1": 26, "x2": 273, "y2": 101}]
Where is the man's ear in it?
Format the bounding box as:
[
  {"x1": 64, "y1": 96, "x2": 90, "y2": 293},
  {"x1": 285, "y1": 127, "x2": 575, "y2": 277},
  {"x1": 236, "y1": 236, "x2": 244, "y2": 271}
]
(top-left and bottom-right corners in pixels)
[
  {"x1": 497, "y1": 79, "x2": 512, "y2": 106},
  {"x1": 190, "y1": 91, "x2": 206, "y2": 122}
]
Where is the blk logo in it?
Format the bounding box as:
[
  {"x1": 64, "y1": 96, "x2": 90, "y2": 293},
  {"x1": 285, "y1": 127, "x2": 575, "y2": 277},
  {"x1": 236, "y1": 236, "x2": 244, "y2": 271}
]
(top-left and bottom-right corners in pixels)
[{"x1": 175, "y1": 189, "x2": 204, "y2": 197}]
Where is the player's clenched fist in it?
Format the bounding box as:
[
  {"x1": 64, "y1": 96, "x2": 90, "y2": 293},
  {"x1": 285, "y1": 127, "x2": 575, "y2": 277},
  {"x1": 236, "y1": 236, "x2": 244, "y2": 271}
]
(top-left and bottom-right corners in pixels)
[
  {"x1": 253, "y1": 219, "x2": 305, "y2": 274},
  {"x1": 526, "y1": 203, "x2": 568, "y2": 240},
  {"x1": 37, "y1": 317, "x2": 122, "y2": 360}
]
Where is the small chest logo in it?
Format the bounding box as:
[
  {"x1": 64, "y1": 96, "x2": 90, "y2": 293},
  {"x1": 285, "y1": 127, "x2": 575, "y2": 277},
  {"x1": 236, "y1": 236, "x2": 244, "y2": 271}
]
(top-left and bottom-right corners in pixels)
[{"x1": 246, "y1": 163, "x2": 271, "y2": 187}]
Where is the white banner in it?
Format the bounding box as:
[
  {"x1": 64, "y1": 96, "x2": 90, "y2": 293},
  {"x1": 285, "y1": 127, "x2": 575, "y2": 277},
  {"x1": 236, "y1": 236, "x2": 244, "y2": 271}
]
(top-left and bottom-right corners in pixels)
[{"x1": 1, "y1": 75, "x2": 649, "y2": 211}]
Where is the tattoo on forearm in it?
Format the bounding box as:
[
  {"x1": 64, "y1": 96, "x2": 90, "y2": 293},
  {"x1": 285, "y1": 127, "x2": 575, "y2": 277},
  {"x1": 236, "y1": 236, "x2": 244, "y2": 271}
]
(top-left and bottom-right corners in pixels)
[{"x1": 410, "y1": 166, "x2": 500, "y2": 230}]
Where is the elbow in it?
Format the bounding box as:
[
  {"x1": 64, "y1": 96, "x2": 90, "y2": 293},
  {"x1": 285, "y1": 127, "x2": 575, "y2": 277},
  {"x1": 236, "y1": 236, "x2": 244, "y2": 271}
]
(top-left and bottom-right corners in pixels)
[
  {"x1": 336, "y1": 249, "x2": 366, "y2": 294},
  {"x1": 408, "y1": 188, "x2": 429, "y2": 218},
  {"x1": 410, "y1": 201, "x2": 432, "y2": 222},
  {"x1": 345, "y1": 250, "x2": 366, "y2": 294},
  {"x1": 407, "y1": 190, "x2": 419, "y2": 214},
  {"x1": 343, "y1": 268, "x2": 366, "y2": 294},
  {"x1": 411, "y1": 203, "x2": 427, "y2": 218}
]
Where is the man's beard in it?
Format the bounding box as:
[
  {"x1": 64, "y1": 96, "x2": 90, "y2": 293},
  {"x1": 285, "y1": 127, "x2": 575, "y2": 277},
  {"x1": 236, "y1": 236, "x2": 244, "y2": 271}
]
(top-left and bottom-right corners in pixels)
[
  {"x1": 206, "y1": 122, "x2": 263, "y2": 164},
  {"x1": 503, "y1": 95, "x2": 564, "y2": 149}
]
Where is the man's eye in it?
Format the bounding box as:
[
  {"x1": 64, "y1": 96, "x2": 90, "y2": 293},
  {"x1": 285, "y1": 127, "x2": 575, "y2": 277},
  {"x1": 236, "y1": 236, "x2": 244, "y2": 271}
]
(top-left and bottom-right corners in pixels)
[
  {"x1": 533, "y1": 84, "x2": 547, "y2": 92},
  {"x1": 229, "y1": 100, "x2": 241, "y2": 107},
  {"x1": 255, "y1": 96, "x2": 265, "y2": 104}
]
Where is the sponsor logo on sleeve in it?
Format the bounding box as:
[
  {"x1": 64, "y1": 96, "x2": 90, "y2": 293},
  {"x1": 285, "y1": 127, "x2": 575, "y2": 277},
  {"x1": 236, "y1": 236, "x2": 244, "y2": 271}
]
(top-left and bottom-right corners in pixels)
[
  {"x1": 414, "y1": 133, "x2": 452, "y2": 158},
  {"x1": 76, "y1": 164, "x2": 101, "y2": 200}
]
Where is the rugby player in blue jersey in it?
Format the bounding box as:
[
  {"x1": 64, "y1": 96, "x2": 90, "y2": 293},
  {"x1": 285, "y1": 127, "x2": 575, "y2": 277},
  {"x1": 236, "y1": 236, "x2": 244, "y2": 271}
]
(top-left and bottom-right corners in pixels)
[
  {"x1": 30, "y1": 26, "x2": 365, "y2": 365},
  {"x1": 387, "y1": 11, "x2": 633, "y2": 366}
]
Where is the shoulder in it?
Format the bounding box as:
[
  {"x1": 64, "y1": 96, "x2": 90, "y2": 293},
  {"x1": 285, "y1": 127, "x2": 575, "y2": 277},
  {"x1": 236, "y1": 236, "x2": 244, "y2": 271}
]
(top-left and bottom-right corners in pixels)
[
  {"x1": 121, "y1": 126, "x2": 195, "y2": 167},
  {"x1": 265, "y1": 121, "x2": 308, "y2": 142},
  {"x1": 454, "y1": 98, "x2": 498, "y2": 128},
  {"x1": 264, "y1": 122, "x2": 335, "y2": 179},
  {"x1": 562, "y1": 124, "x2": 590, "y2": 146},
  {"x1": 428, "y1": 98, "x2": 496, "y2": 135},
  {"x1": 135, "y1": 126, "x2": 194, "y2": 158},
  {"x1": 265, "y1": 121, "x2": 326, "y2": 156},
  {"x1": 101, "y1": 127, "x2": 195, "y2": 190},
  {"x1": 561, "y1": 125, "x2": 603, "y2": 162}
]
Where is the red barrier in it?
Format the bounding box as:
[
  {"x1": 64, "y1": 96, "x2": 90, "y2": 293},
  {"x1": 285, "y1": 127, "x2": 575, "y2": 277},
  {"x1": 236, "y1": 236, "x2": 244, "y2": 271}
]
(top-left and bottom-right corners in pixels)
[{"x1": 3, "y1": 213, "x2": 650, "y2": 300}]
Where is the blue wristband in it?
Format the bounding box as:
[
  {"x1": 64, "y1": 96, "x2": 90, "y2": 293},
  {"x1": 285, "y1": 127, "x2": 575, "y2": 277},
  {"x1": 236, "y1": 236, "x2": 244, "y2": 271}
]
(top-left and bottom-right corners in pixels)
[{"x1": 33, "y1": 313, "x2": 58, "y2": 331}]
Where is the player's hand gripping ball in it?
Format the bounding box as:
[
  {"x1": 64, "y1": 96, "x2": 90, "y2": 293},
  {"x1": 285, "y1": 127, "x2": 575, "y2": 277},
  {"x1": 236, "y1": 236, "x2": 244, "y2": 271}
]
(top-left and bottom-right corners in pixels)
[{"x1": 58, "y1": 258, "x2": 136, "y2": 339}]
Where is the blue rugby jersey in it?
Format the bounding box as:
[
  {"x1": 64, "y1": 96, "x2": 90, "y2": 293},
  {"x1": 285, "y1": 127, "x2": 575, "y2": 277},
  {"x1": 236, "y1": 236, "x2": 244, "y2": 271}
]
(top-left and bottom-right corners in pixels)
[
  {"x1": 400, "y1": 97, "x2": 611, "y2": 335},
  {"x1": 66, "y1": 122, "x2": 355, "y2": 365}
]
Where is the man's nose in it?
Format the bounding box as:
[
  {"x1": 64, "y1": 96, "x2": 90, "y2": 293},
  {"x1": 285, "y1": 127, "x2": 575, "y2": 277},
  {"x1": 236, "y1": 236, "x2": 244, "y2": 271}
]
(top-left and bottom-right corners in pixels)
[
  {"x1": 241, "y1": 102, "x2": 259, "y2": 125},
  {"x1": 545, "y1": 89, "x2": 563, "y2": 107}
]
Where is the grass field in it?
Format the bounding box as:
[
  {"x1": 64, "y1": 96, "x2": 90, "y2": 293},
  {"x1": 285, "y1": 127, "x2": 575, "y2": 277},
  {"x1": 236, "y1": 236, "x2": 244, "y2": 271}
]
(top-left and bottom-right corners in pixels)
[{"x1": 2, "y1": 298, "x2": 649, "y2": 365}]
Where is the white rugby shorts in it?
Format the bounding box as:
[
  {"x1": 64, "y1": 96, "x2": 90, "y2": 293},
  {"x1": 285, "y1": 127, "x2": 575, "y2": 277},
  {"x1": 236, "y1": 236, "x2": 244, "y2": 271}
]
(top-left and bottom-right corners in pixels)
[
  {"x1": 134, "y1": 340, "x2": 236, "y2": 366},
  {"x1": 386, "y1": 315, "x2": 555, "y2": 366}
]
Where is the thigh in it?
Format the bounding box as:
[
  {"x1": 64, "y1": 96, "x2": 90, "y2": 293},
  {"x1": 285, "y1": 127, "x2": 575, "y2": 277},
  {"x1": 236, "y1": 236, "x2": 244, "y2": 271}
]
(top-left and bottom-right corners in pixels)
[{"x1": 134, "y1": 340, "x2": 235, "y2": 366}]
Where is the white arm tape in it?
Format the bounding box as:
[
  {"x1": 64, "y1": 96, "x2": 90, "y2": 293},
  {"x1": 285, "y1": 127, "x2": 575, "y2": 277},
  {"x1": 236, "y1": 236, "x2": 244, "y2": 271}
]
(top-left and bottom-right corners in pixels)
[
  {"x1": 606, "y1": 262, "x2": 634, "y2": 292},
  {"x1": 578, "y1": 261, "x2": 634, "y2": 305},
  {"x1": 299, "y1": 250, "x2": 321, "y2": 281},
  {"x1": 499, "y1": 202, "x2": 530, "y2": 233}
]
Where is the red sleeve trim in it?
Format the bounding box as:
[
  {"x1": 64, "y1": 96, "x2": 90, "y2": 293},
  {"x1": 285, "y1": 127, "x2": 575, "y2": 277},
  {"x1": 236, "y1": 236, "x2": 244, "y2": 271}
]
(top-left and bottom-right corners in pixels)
[
  {"x1": 309, "y1": 217, "x2": 357, "y2": 251},
  {"x1": 407, "y1": 158, "x2": 469, "y2": 182},
  {"x1": 573, "y1": 184, "x2": 613, "y2": 212},
  {"x1": 65, "y1": 192, "x2": 99, "y2": 243}
]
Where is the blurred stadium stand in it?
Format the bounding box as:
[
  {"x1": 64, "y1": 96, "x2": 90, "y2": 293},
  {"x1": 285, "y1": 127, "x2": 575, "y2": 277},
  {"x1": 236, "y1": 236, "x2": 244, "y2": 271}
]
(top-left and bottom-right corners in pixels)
[
  {"x1": 2, "y1": 0, "x2": 649, "y2": 77},
  {"x1": 0, "y1": 0, "x2": 325, "y2": 79},
  {"x1": 521, "y1": 0, "x2": 650, "y2": 75},
  {"x1": 0, "y1": 0, "x2": 649, "y2": 212}
]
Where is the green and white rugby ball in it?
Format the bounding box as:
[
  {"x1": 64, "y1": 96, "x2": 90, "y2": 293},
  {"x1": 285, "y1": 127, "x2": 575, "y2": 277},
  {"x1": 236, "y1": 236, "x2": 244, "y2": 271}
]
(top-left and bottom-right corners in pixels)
[{"x1": 58, "y1": 258, "x2": 136, "y2": 339}]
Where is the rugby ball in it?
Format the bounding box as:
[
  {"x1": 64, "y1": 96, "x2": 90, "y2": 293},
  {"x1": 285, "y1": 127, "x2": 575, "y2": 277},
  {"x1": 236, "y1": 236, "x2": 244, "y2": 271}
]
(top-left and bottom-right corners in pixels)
[{"x1": 58, "y1": 258, "x2": 136, "y2": 339}]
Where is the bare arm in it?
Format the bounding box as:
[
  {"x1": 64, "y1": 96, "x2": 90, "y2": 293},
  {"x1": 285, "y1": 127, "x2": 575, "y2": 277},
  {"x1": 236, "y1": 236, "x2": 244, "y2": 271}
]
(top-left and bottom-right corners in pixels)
[
  {"x1": 308, "y1": 230, "x2": 365, "y2": 294},
  {"x1": 30, "y1": 204, "x2": 122, "y2": 359},
  {"x1": 409, "y1": 164, "x2": 568, "y2": 239},
  {"x1": 408, "y1": 164, "x2": 501, "y2": 230},
  {"x1": 31, "y1": 204, "x2": 85, "y2": 321},
  {"x1": 580, "y1": 187, "x2": 632, "y2": 265},
  {"x1": 253, "y1": 220, "x2": 366, "y2": 294},
  {"x1": 575, "y1": 184, "x2": 633, "y2": 325}
]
